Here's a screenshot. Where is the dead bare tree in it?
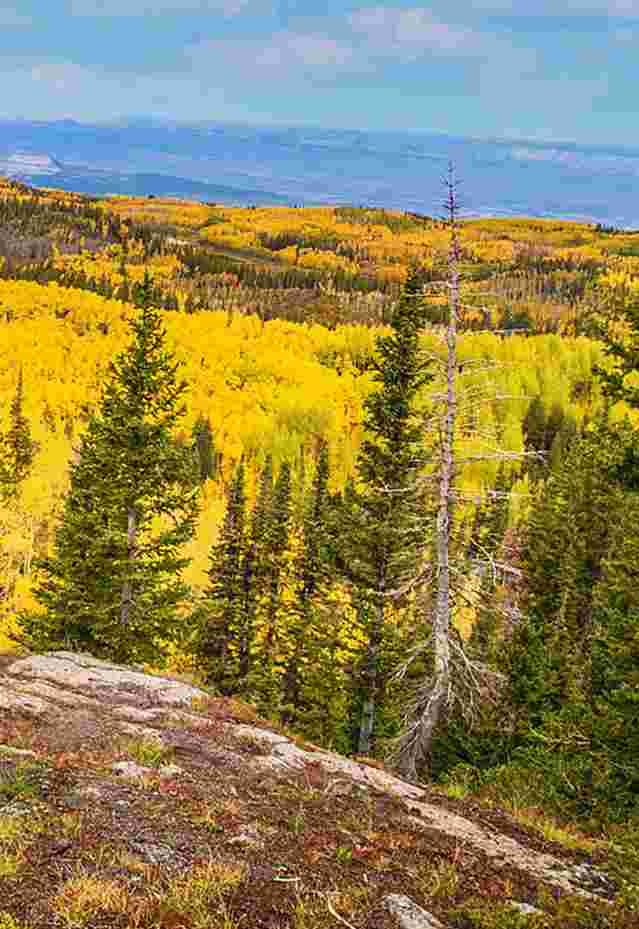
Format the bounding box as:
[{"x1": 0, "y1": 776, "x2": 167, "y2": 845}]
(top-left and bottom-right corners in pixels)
[{"x1": 391, "y1": 166, "x2": 518, "y2": 781}]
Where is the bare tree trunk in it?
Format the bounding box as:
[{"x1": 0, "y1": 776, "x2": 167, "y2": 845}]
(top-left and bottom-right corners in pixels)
[
  {"x1": 120, "y1": 507, "x2": 137, "y2": 625},
  {"x1": 393, "y1": 166, "x2": 460, "y2": 780}
]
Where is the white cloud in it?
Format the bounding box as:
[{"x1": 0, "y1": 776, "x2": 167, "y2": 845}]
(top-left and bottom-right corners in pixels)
[
  {"x1": 187, "y1": 7, "x2": 526, "y2": 84},
  {"x1": 348, "y1": 7, "x2": 476, "y2": 55},
  {"x1": 613, "y1": 26, "x2": 637, "y2": 39},
  {"x1": 190, "y1": 31, "x2": 361, "y2": 79},
  {"x1": 255, "y1": 34, "x2": 356, "y2": 70},
  {"x1": 0, "y1": 5, "x2": 32, "y2": 25},
  {"x1": 0, "y1": 58, "x2": 244, "y2": 122},
  {"x1": 66, "y1": 0, "x2": 266, "y2": 17},
  {"x1": 440, "y1": 0, "x2": 639, "y2": 14}
]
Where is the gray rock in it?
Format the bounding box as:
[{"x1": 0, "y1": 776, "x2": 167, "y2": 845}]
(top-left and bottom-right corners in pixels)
[
  {"x1": 569, "y1": 863, "x2": 615, "y2": 891},
  {"x1": 0, "y1": 689, "x2": 49, "y2": 716},
  {"x1": 7, "y1": 651, "x2": 206, "y2": 707},
  {"x1": 385, "y1": 894, "x2": 446, "y2": 929},
  {"x1": 510, "y1": 902, "x2": 544, "y2": 916},
  {"x1": 111, "y1": 760, "x2": 152, "y2": 779},
  {"x1": 228, "y1": 824, "x2": 263, "y2": 848},
  {"x1": 158, "y1": 764, "x2": 184, "y2": 778},
  {"x1": 130, "y1": 841, "x2": 175, "y2": 865}
]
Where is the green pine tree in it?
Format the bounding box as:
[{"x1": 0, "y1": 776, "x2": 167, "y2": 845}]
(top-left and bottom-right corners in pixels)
[
  {"x1": 339, "y1": 267, "x2": 433, "y2": 753},
  {"x1": 196, "y1": 461, "x2": 247, "y2": 692},
  {"x1": 247, "y1": 460, "x2": 293, "y2": 710},
  {"x1": 588, "y1": 498, "x2": 639, "y2": 817},
  {"x1": 1, "y1": 367, "x2": 35, "y2": 497},
  {"x1": 192, "y1": 416, "x2": 217, "y2": 483},
  {"x1": 281, "y1": 441, "x2": 331, "y2": 719},
  {"x1": 506, "y1": 421, "x2": 625, "y2": 727},
  {"x1": 236, "y1": 455, "x2": 274, "y2": 690},
  {"x1": 15, "y1": 282, "x2": 199, "y2": 664},
  {"x1": 594, "y1": 284, "x2": 639, "y2": 412}
]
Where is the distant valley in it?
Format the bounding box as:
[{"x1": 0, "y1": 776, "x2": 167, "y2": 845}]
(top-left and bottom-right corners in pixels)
[{"x1": 1, "y1": 118, "x2": 639, "y2": 225}]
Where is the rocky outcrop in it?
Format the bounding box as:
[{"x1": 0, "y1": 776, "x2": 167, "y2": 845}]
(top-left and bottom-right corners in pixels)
[{"x1": 0, "y1": 650, "x2": 612, "y2": 908}]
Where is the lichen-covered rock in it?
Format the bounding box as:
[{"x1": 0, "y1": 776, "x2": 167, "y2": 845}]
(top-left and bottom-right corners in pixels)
[
  {"x1": 510, "y1": 902, "x2": 544, "y2": 916},
  {"x1": 385, "y1": 894, "x2": 447, "y2": 929},
  {"x1": 112, "y1": 760, "x2": 153, "y2": 779},
  {"x1": 7, "y1": 651, "x2": 205, "y2": 707}
]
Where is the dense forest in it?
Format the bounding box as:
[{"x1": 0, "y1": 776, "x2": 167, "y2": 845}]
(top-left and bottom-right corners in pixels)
[{"x1": 0, "y1": 176, "x2": 637, "y2": 899}]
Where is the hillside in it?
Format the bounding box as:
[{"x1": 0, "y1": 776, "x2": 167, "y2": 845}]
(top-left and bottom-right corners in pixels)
[
  {"x1": 0, "y1": 650, "x2": 634, "y2": 929},
  {"x1": 0, "y1": 177, "x2": 637, "y2": 929}
]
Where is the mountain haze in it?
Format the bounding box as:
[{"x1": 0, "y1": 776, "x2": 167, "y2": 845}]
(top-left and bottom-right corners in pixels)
[{"x1": 1, "y1": 118, "x2": 638, "y2": 226}]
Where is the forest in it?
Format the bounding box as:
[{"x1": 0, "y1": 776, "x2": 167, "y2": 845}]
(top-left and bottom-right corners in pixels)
[{"x1": 0, "y1": 175, "x2": 637, "y2": 897}]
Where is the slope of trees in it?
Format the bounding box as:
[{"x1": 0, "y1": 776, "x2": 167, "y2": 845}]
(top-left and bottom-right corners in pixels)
[
  {"x1": 14, "y1": 276, "x2": 199, "y2": 664},
  {"x1": 1, "y1": 176, "x2": 638, "y2": 845}
]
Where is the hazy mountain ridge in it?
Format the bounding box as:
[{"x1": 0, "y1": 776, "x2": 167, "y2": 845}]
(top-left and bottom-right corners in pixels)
[
  {"x1": 1, "y1": 117, "x2": 638, "y2": 224},
  {"x1": 0, "y1": 152, "x2": 63, "y2": 176}
]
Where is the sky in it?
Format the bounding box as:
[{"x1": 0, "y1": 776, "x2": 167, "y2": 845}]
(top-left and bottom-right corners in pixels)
[{"x1": 0, "y1": 0, "x2": 634, "y2": 145}]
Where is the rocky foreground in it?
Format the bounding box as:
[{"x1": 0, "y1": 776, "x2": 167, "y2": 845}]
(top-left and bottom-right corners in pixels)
[{"x1": 0, "y1": 651, "x2": 628, "y2": 929}]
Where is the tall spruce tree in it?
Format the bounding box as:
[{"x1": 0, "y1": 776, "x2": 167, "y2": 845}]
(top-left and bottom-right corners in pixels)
[
  {"x1": 192, "y1": 416, "x2": 217, "y2": 483},
  {"x1": 282, "y1": 441, "x2": 331, "y2": 719},
  {"x1": 594, "y1": 285, "x2": 639, "y2": 412},
  {"x1": 236, "y1": 456, "x2": 274, "y2": 688},
  {"x1": 506, "y1": 421, "x2": 625, "y2": 728},
  {"x1": 588, "y1": 495, "x2": 639, "y2": 818},
  {"x1": 15, "y1": 275, "x2": 198, "y2": 664},
  {"x1": 340, "y1": 265, "x2": 433, "y2": 754},
  {"x1": 196, "y1": 461, "x2": 247, "y2": 692},
  {"x1": 1, "y1": 367, "x2": 35, "y2": 498},
  {"x1": 247, "y1": 460, "x2": 293, "y2": 709}
]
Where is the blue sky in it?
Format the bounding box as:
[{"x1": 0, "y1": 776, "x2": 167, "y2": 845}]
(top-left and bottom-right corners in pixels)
[{"x1": 0, "y1": 0, "x2": 633, "y2": 144}]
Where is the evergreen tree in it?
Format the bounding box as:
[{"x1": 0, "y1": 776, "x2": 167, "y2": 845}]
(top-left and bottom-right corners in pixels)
[
  {"x1": 506, "y1": 422, "x2": 624, "y2": 727},
  {"x1": 522, "y1": 397, "x2": 576, "y2": 480},
  {"x1": 15, "y1": 283, "x2": 199, "y2": 664},
  {"x1": 1, "y1": 367, "x2": 35, "y2": 497},
  {"x1": 247, "y1": 460, "x2": 293, "y2": 709},
  {"x1": 192, "y1": 416, "x2": 217, "y2": 483},
  {"x1": 501, "y1": 427, "x2": 639, "y2": 822},
  {"x1": 594, "y1": 284, "x2": 639, "y2": 412},
  {"x1": 588, "y1": 498, "x2": 639, "y2": 817},
  {"x1": 467, "y1": 467, "x2": 512, "y2": 664},
  {"x1": 282, "y1": 441, "x2": 332, "y2": 720},
  {"x1": 340, "y1": 266, "x2": 433, "y2": 753},
  {"x1": 196, "y1": 461, "x2": 246, "y2": 692}
]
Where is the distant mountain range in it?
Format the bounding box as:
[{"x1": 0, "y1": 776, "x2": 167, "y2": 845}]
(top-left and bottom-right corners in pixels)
[{"x1": 1, "y1": 118, "x2": 638, "y2": 226}]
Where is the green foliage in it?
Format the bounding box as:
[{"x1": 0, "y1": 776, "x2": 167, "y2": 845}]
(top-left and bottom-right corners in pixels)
[
  {"x1": 0, "y1": 763, "x2": 43, "y2": 802},
  {"x1": 192, "y1": 416, "x2": 218, "y2": 483},
  {"x1": 338, "y1": 267, "x2": 434, "y2": 751},
  {"x1": 594, "y1": 285, "x2": 639, "y2": 411},
  {"x1": 280, "y1": 442, "x2": 340, "y2": 735},
  {"x1": 15, "y1": 278, "x2": 199, "y2": 664},
  {"x1": 196, "y1": 461, "x2": 247, "y2": 693},
  {"x1": 0, "y1": 368, "x2": 35, "y2": 497},
  {"x1": 508, "y1": 421, "x2": 625, "y2": 723},
  {"x1": 246, "y1": 459, "x2": 293, "y2": 709},
  {"x1": 452, "y1": 896, "x2": 639, "y2": 929},
  {"x1": 499, "y1": 419, "x2": 639, "y2": 823},
  {"x1": 522, "y1": 396, "x2": 577, "y2": 481}
]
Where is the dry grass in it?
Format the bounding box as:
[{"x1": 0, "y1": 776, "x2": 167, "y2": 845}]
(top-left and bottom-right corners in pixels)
[
  {"x1": 51, "y1": 872, "x2": 133, "y2": 928},
  {"x1": 0, "y1": 695, "x2": 635, "y2": 929}
]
